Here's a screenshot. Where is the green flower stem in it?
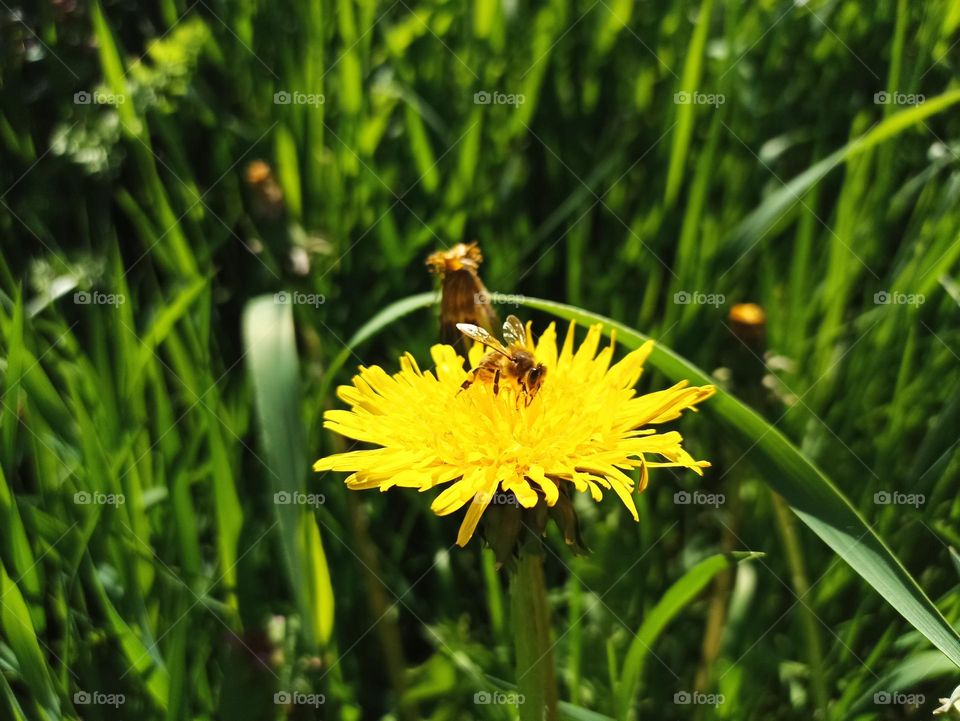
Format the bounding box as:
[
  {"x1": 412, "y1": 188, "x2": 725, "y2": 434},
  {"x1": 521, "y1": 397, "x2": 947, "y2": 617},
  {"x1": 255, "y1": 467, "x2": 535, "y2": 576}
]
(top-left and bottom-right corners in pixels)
[{"x1": 511, "y1": 552, "x2": 558, "y2": 721}]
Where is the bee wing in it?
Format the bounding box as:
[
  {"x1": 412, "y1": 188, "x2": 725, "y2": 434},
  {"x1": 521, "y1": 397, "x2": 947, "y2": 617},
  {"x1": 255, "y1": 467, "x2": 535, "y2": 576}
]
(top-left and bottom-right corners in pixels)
[
  {"x1": 502, "y1": 315, "x2": 527, "y2": 347},
  {"x1": 456, "y1": 323, "x2": 511, "y2": 357}
]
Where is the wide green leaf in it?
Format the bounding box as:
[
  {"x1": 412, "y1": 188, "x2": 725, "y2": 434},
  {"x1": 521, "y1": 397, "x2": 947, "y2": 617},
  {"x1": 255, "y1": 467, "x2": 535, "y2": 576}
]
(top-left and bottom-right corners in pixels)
[{"x1": 521, "y1": 296, "x2": 960, "y2": 669}]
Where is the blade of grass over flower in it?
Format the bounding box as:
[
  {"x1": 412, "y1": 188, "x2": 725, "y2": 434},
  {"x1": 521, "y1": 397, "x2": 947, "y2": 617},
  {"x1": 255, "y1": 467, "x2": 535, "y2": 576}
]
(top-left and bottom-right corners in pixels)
[
  {"x1": 615, "y1": 551, "x2": 763, "y2": 718},
  {"x1": 243, "y1": 296, "x2": 335, "y2": 648},
  {"x1": 520, "y1": 296, "x2": 960, "y2": 669},
  {"x1": 318, "y1": 291, "x2": 436, "y2": 399}
]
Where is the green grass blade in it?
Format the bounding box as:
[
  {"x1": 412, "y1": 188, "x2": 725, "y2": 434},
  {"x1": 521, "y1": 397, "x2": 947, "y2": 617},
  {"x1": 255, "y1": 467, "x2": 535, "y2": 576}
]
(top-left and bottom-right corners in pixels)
[
  {"x1": 664, "y1": 0, "x2": 714, "y2": 206},
  {"x1": 0, "y1": 465, "x2": 39, "y2": 602},
  {"x1": 0, "y1": 561, "x2": 59, "y2": 719},
  {"x1": 485, "y1": 675, "x2": 616, "y2": 721},
  {"x1": 130, "y1": 277, "x2": 208, "y2": 389},
  {"x1": 318, "y1": 291, "x2": 436, "y2": 400},
  {"x1": 725, "y1": 88, "x2": 960, "y2": 260},
  {"x1": 0, "y1": 669, "x2": 29, "y2": 721},
  {"x1": 85, "y1": 557, "x2": 170, "y2": 709},
  {"x1": 1, "y1": 291, "x2": 24, "y2": 470},
  {"x1": 243, "y1": 296, "x2": 335, "y2": 648},
  {"x1": 847, "y1": 650, "x2": 956, "y2": 715},
  {"x1": 615, "y1": 552, "x2": 763, "y2": 717},
  {"x1": 521, "y1": 296, "x2": 960, "y2": 669}
]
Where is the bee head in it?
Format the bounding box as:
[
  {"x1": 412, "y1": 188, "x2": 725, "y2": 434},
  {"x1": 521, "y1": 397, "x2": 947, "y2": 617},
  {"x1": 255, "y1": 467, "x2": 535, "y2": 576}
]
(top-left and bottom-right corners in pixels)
[{"x1": 524, "y1": 363, "x2": 547, "y2": 397}]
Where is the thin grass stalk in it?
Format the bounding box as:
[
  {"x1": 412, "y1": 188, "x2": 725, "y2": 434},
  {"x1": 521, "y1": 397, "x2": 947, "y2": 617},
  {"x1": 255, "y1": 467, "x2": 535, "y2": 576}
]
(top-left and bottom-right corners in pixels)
[{"x1": 771, "y1": 493, "x2": 830, "y2": 719}]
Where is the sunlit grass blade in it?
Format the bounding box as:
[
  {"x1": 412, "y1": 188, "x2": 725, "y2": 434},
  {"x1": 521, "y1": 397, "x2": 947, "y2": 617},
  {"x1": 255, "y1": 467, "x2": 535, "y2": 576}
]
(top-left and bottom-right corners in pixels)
[
  {"x1": 0, "y1": 561, "x2": 59, "y2": 720},
  {"x1": 243, "y1": 296, "x2": 335, "y2": 647},
  {"x1": 0, "y1": 670, "x2": 28, "y2": 721},
  {"x1": 129, "y1": 277, "x2": 208, "y2": 390},
  {"x1": 664, "y1": 0, "x2": 714, "y2": 207}
]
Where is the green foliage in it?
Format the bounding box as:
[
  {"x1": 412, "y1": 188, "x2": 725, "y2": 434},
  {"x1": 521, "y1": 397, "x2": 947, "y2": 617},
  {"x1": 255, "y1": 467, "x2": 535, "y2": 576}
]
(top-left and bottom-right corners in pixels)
[{"x1": 1, "y1": 0, "x2": 959, "y2": 719}]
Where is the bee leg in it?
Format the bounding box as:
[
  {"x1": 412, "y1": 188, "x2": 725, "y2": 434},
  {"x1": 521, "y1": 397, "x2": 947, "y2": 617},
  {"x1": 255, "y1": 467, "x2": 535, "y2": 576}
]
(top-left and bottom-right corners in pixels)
[
  {"x1": 517, "y1": 380, "x2": 528, "y2": 409},
  {"x1": 458, "y1": 371, "x2": 476, "y2": 394},
  {"x1": 492, "y1": 369, "x2": 501, "y2": 396}
]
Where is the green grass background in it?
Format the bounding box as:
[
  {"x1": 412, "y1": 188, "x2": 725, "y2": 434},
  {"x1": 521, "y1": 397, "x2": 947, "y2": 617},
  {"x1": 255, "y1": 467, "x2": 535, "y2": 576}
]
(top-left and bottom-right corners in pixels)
[{"x1": 1, "y1": 0, "x2": 960, "y2": 719}]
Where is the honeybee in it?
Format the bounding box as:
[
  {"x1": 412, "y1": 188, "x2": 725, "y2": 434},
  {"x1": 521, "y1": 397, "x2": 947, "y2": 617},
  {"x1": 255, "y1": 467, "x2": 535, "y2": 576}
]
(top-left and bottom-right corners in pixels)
[
  {"x1": 427, "y1": 242, "x2": 499, "y2": 353},
  {"x1": 457, "y1": 315, "x2": 547, "y2": 405}
]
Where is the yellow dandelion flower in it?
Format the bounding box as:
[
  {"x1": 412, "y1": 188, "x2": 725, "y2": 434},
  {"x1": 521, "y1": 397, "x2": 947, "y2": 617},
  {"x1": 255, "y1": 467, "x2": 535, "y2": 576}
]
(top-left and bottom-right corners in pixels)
[{"x1": 313, "y1": 321, "x2": 715, "y2": 547}]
